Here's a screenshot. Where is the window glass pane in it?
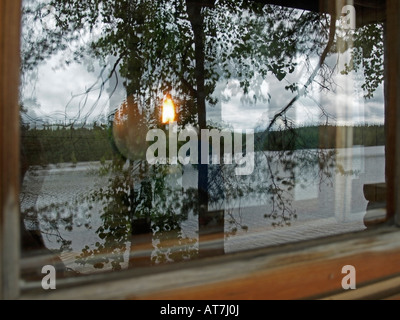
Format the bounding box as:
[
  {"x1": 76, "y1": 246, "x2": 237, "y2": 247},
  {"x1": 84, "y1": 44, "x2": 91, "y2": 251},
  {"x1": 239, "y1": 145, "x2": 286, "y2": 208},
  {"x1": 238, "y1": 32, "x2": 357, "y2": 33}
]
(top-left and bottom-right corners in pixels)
[{"x1": 19, "y1": 0, "x2": 387, "y2": 283}]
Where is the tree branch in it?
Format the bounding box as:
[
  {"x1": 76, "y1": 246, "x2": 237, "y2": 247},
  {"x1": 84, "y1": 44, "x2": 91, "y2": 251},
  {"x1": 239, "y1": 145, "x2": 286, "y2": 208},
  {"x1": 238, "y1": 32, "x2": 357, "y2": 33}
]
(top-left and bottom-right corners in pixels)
[{"x1": 267, "y1": 14, "x2": 337, "y2": 132}]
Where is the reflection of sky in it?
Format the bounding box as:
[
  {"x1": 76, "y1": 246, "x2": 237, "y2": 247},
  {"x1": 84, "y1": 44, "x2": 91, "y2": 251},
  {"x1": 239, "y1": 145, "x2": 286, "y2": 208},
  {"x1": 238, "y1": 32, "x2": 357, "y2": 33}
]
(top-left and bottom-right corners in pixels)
[
  {"x1": 20, "y1": 11, "x2": 385, "y2": 130},
  {"x1": 216, "y1": 70, "x2": 384, "y2": 130},
  {"x1": 21, "y1": 53, "x2": 385, "y2": 130},
  {"x1": 21, "y1": 53, "x2": 112, "y2": 125}
]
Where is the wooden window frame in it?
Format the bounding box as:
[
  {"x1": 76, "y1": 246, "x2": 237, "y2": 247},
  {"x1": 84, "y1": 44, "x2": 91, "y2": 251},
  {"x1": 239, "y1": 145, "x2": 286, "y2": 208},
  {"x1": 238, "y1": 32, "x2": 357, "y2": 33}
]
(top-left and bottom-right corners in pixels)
[
  {"x1": 0, "y1": 0, "x2": 22, "y2": 300},
  {"x1": 1, "y1": 0, "x2": 400, "y2": 300}
]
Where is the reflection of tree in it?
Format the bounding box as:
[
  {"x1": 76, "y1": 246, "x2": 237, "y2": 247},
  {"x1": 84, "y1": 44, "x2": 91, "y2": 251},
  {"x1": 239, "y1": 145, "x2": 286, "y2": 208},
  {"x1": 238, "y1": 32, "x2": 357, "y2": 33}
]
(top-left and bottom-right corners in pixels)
[
  {"x1": 21, "y1": 1, "x2": 345, "y2": 130},
  {"x1": 341, "y1": 22, "x2": 384, "y2": 99},
  {"x1": 21, "y1": 0, "x2": 385, "y2": 147},
  {"x1": 74, "y1": 157, "x2": 197, "y2": 270},
  {"x1": 20, "y1": 0, "x2": 385, "y2": 269},
  {"x1": 205, "y1": 145, "x2": 338, "y2": 229},
  {"x1": 22, "y1": 202, "x2": 74, "y2": 254}
]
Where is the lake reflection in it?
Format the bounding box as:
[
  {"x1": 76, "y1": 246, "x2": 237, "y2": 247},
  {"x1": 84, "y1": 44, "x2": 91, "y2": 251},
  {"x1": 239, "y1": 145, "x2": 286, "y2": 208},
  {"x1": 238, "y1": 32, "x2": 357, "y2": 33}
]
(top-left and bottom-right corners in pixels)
[{"x1": 20, "y1": 146, "x2": 385, "y2": 275}]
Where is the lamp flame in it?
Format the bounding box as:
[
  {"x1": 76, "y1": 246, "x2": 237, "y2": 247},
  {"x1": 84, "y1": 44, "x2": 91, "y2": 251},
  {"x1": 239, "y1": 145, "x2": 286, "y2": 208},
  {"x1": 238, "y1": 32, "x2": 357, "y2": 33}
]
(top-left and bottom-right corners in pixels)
[{"x1": 162, "y1": 95, "x2": 176, "y2": 124}]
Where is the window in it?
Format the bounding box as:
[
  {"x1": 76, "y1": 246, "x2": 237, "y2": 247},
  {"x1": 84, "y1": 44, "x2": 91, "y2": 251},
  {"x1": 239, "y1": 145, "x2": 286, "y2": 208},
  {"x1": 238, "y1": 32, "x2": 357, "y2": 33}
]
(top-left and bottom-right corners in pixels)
[{"x1": 1, "y1": 0, "x2": 400, "y2": 300}]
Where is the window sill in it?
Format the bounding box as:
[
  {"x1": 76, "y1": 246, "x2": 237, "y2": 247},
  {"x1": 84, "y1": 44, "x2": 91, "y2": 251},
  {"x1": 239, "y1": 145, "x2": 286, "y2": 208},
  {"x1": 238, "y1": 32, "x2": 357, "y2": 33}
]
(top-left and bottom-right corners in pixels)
[{"x1": 19, "y1": 223, "x2": 400, "y2": 300}]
